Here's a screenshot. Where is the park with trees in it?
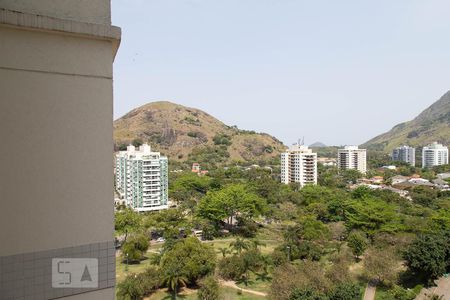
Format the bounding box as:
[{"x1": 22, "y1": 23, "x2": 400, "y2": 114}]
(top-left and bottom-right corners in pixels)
[{"x1": 114, "y1": 162, "x2": 450, "y2": 299}]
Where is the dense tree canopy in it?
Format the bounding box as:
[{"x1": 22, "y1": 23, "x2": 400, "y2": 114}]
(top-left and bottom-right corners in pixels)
[
  {"x1": 160, "y1": 237, "x2": 216, "y2": 284},
  {"x1": 196, "y1": 184, "x2": 267, "y2": 225},
  {"x1": 403, "y1": 232, "x2": 450, "y2": 280}
]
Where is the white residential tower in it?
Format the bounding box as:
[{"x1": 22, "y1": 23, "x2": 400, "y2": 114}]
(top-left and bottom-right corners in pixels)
[
  {"x1": 115, "y1": 144, "x2": 169, "y2": 211},
  {"x1": 392, "y1": 145, "x2": 416, "y2": 166},
  {"x1": 337, "y1": 146, "x2": 367, "y2": 173},
  {"x1": 281, "y1": 144, "x2": 317, "y2": 186},
  {"x1": 422, "y1": 142, "x2": 448, "y2": 168}
]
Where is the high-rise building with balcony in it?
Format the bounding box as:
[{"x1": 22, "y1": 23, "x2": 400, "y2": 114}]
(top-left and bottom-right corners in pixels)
[
  {"x1": 281, "y1": 144, "x2": 317, "y2": 186},
  {"x1": 422, "y1": 142, "x2": 449, "y2": 168},
  {"x1": 392, "y1": 145, "x2": 416, "y2": 166},
  {"x1": 115, "y1": 144, "x2": 169, "y2": 211},
  {"x1": 337, "y1": 146, "x2": 367, "y2": 173}
]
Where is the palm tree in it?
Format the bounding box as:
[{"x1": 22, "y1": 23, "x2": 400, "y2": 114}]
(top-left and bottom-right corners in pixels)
[
  {"x1": 255, "y1": 271, "x2": 272, "y2": 282},
  {"x1": 283, "y1": 225, "x2": 301, "y2": 245},
  {"x1": 217, "y1": 247, "x2": 231, "y2": 258},
  {"x1": 230, "y1": 238, "x2": 250, "y2": 255},
  {"x1": 162, "y1": 269, "x2": 187, "y2": 300},
  {"x1": 260, "y1": 254, "x2": 271, "y2": 273}
]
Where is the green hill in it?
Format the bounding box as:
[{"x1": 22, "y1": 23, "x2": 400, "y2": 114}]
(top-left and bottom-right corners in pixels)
[
  {"x1": 114, "y1": 101, "x2": 285, "y2": 165},
  {"x1": 363, "y1": 90, "x2": 450, "y2": 152}
]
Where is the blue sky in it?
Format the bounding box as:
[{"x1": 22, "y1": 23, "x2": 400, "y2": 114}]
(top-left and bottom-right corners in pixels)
[{"x1": 112, "y1": 0, "x2": 450, "y2": 146}]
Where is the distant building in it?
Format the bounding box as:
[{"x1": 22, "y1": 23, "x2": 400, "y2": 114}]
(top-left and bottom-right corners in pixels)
[
  {"x1": 422, "y1": 142, "x2": 449, "y2": 168},
  {"x1": 318, "y1": 157, "x2": 337, "y2": 167},
  {"x1": 115, "y1": 144, "x2": 168, "y2": 212},
  {"x1": 370, "y1": 176, "x2": 384, "y2": 184},
  {"x1": 392, "y1": 145, "x2": 415, "y2": 166},
  {"x1": 437, "y1": 173, "x2": 450, "y2": 180},
  {"x1": 433, "y1": 179, "x2": 450, "y2": 190},
  {"x1": 337, "y1": 146, "x2": 367, "y2": 173},
  {"x1": 381, "y1": 165, "x2": 397, "y2": 170},
  {"x1": 281, "y1": 144, "x2": 317, "y2": 187},
  {"x1": 391, "y1": 175, "x2": 409, "y2": 185},
  {"x1": 192, "y1": 163, "x2": 201, "y2": 173}
]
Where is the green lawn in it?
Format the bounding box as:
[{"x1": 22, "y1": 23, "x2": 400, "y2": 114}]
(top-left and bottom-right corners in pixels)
[
  {"x1": 374, "y1": 286, "x2": 389, "y2": 300},
  {"x1": 235, "y1": 272, "x2": 272, "y2": 294},
  {"x1": 116, "y1": 234, "x2": 280, "y2": 297}
]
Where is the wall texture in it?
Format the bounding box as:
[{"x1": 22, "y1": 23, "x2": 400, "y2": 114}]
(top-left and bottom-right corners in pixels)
[
  {"x1": 0, "y1": 0, "x2": 111, "y2": 24},
  {"x1": 0, "y1": 1, "x2": 120, "y2": 298}
]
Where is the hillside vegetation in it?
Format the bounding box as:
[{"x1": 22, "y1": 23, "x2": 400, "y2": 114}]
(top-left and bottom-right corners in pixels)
[
  {"x1": 363, "y1": 90, "x2": 450, "y2": 152},
  {"x1": 114, "y1": 101, "x2": 285, "y2": 166}
]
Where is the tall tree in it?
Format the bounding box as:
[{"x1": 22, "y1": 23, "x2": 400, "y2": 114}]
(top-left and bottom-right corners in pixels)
[
  {"x1": 161, "y1": 267, "x2": 187, "y2": 300},
  {"x1": 115, "y1": 208, "x2": 142, "y2": 243},
  {"x1": 197, "y1": 184, "x2": 266, "y2": 225},
  {"x1": 230, "y1": 237, "x2": 250, "y2": 255},
  {"x1": 403, "y1": 233, "x2": 449, "y2": 280},
  {"x1": 347, "y1": 231, "x2": 368, "y2": 259}
]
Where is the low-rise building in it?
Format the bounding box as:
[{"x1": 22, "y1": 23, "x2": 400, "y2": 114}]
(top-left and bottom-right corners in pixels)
[
  {"x1": 391, "y1": 175, "x2": 409, "y2": 185},
  {"x1": 433, "y1": 179, "x2": 450, "y2": 190},
  {"x1": 381, "y1": 165, "x2": 397, "y2": 170},
  {"x1": 192, "y1": 163, "x2": 201, "y2": 173},
  {"x1": 437, "y1": 173, "x2": 450, "y2": 180},
  {"x1": 370, "y1": 176, "x2": 384, "y2": 184}
]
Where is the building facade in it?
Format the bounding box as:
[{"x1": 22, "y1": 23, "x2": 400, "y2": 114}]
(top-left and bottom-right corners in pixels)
[
  {"x1": 115, "y1": 144, "x2": 169, "y2": 211},
  {"x1": 422, "y1": 142, "x2": 449, "y2": 168},
  {"x1": 392, "y1": 145, "x2": 416, "y2": 166},
  {"x1": 0, "y1": 1, "x2": 120, "y2": 298},
  {"x1": 281, "y1": 144, "x2": 317, "y2": 186},
  {"x1": 337, "y1": 146, "x2": 367, "y2": 173}
]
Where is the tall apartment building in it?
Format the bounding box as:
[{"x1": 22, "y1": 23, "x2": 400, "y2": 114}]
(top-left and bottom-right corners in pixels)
[
  {"x1": 281, "y1": 144, "x2": 317, "y2": 186},
  {"x1": 0, "y1": 1, "x2": 120, "y2": 298},
  {"x1": 116, "y1": 144, "x2": 169, "y2": 212},
  {"x1": 392, "y1": 145, "x2": 416, "y2": 166},
  {"x1": 337, "y1": 146, "x2": 367, "y2": 173},
  {"x1": 422, "y1": 142, "x2": 449, "y2": 168}
]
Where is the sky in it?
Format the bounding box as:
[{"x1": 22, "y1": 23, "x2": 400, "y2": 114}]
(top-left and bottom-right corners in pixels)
[{"x1": 111, "y1": 0, "x2": 450, "y2": 146}]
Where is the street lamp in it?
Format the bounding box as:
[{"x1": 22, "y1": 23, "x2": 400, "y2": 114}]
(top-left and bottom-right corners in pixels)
[
  {"x1": 286, "y1": 246, "x2": 291, "y2": 262},
  {"x1": 125, "y1": 253, "x2": 129, "y2": 272}
]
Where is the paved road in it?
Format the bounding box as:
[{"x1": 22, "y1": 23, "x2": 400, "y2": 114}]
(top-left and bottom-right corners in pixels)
[
  {"x1": 220, "y1": 280, "x2": 268, "y2": 297},
  {"x1": 416, "y1": 277, "x2": 450, "y2": 300},
  {"x1": 363, "y1": 282, "x2": 377, "y2": 300}
]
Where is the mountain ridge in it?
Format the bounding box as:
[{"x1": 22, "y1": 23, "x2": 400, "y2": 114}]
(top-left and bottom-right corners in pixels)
[
  {"x1": 363, "y1": 90, "x2": 450, "y2": 152},
  {"x1": 114, "y1": 101, "x2": 286, "y2": 164}
]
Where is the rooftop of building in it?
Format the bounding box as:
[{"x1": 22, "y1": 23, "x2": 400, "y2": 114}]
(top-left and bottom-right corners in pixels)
[{"x1": 424, "y1": 142, "x2": 448, "y2": 149}]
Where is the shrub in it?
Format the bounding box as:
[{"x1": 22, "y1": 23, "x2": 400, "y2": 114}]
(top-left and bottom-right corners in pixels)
[
  {"x1": 289, "y1": 288, "x2": 327, "y2": 300},
  {"x1": 187, "y1": 131, "x2": 198, "y2": 138},
  {"x1": 213, "y1": 133, "x2": 232, "y2": 146},
  {"x1": 347, "y1": 231, "x2": 368, "y2": 258},
  {"x1": 328, "y1": 282, "x2": 362, "y2": 300},
  {"x1": 218, "y1": 255, "x2": 246, "y2": 280},
  {"x1": 116, "y1": 273, "x2": 145, "y2": 300},
  {"x1": 122, "y1": 233, "x2": 149, "y2": 263},
  {"x1": 197, "y1": 276, "x2": 220, "y2": 300},
  {"x1": 132, "y1": 138, "x2": 143, "y2": 147}
]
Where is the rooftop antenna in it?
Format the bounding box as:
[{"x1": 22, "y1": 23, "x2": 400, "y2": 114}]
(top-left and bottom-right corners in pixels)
[{"x1": 296, "y1": 137, "x2": 305, "y2": 146}]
